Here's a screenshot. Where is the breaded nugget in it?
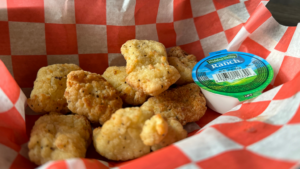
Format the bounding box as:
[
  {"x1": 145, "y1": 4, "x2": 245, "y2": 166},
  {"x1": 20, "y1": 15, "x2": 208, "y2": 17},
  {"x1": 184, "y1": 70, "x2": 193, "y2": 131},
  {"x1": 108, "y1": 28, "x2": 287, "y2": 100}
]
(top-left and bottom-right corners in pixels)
[
  {"x1": 141, "y1": 83, "x2": 207, "y2": 125},
  {"x1": 140, "y1": 114, "x2": 168, "y2": 146},
  {"x1": 151, "y1": 118, "x2": 187, "y2": 151},
  {"x1": 27, "y1": 64, "x2": 81, "y2": 114},
  {"x1": 125, "y1": 64, "x2": 181, "y2": 97},
  {"x1": 28, "y1": 113, "x2": 92, "y2": 165},
  {"x1": 64, "y1": 70, "x2": 122, "y2": 124},
  {"x1": 121, "y1": 39, "x2": 180, "y2": 96},
  {"x1": 121, "y1": 40, "x2": 167, "y2": 74},
  {"x1": 102, "y1": 66, "x2": 148, "y2": 106},
  {"x1": 168, "y1": 46, "x2": 197, "y2": 85},
  {"x1": 93, "y1": 107, "x2": 153, "y2": 161}
]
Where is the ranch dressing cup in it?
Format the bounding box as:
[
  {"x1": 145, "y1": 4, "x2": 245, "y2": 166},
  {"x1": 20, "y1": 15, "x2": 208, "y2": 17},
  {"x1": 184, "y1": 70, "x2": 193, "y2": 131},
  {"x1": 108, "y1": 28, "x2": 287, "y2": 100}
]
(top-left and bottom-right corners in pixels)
[{"x1": 192, "y1": 49, "x2": 274, "y2": 114}]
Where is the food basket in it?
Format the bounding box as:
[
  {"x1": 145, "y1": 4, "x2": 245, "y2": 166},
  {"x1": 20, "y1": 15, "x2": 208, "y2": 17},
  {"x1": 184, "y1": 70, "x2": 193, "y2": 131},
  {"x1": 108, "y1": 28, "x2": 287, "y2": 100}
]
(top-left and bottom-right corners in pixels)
[{"x1": 1, "y1": 0, "x2": 300, "y2": 168}]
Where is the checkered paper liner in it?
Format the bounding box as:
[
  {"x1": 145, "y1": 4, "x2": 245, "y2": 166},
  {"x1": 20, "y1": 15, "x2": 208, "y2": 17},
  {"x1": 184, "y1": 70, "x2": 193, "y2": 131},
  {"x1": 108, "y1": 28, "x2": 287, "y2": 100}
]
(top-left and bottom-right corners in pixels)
[{"x1": 1, "y1": 0, "x2": 300, "y2": 168}]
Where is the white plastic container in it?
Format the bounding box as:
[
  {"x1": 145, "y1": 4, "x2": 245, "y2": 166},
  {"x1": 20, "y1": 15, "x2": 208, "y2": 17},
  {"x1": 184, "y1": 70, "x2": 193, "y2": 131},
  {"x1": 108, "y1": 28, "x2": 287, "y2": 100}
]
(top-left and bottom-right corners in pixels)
[{"x1": 192, "y1": 50, "x2": 274, "y2": 114}]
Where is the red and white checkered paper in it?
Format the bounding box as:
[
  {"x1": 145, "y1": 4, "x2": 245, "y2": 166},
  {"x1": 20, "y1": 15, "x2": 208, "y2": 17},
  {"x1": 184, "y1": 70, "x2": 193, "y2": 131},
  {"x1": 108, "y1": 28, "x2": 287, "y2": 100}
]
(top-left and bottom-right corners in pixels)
[{"x1": 1, "y1": 0, "x2": 300, "y2": 168}]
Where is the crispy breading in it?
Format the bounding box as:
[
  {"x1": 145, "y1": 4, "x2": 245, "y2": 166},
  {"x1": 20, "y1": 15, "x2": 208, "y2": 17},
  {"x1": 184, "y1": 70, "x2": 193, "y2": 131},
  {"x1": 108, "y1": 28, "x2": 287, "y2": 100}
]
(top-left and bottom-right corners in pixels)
[
  {"x1": 102, "y1": 66, "x2": 148, "y2": 106},
  {"x1": 93, "y1": 107, "x2": 154, "y2": 161},
  {"x1": 28, "y1": 113, "x2": 92, "y2": 165},
  {"x1": 151, "y1": 118, "x2": 187, "y2": 151},
  {"x1": 121, "y1": 39, "x2": 168, "y2": 74},
  {"x1": 125, "y1": 63, "x2": 181, "y2": 96},
  {"x1": 121, "y1": 39, "x2": 180, "y2": 96},
  {"x1": 27, "y1": 64, "x2": 81, "y2": 114},
  {"x1": 140, "y1": 114, "x2": 168, "y2": 146},
  {"x1": 168, "y1": 46, "x2": 197, "y2": 85},
  {"x1": 141, "y1": 83, "x2": 207, "y2": 125},
  {"x1": 64, "y1": 70, "x2": 122, "y2": 124}
]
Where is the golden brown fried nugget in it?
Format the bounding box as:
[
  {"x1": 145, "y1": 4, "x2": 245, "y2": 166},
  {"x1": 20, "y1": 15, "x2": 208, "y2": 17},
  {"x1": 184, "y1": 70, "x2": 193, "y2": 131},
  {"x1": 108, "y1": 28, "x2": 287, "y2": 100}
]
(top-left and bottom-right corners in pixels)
[
  {"x1": 27, "y1": 64, "x2": 81, "y2": 114},
  {"x1": 64, "y1": 70, "x2": 122, "y2": 124},
  {"x1": 140, "y1": 114, "x2": 168, "y2": 146},
  {"x1": 93, "y1": 108, "x2": 153, "y2": 161},
  {"x1": 28, "y1": 113, "x2": 92, "y2": 165},
  {"x1": 125, "y1": 64, "x2": 181, "y2": 97},
  {"x1": 122, "y1": 40, "x2": 167, "y2": 74},
  {"x1": 121, "y1": 39, "x2": 180, "y2": 96},
  {"x1": 102, "y1": 66, "x2": 148, "y2": 106},
  {"x1": 168, "y1": 46, "x2": 197, "y2": 85},
  {"x1": 151, "y1": 118, "x2": 187, "y2": 151},
  {"x1": 141, "y1": 83, "x2": 207, "y2": 125}
]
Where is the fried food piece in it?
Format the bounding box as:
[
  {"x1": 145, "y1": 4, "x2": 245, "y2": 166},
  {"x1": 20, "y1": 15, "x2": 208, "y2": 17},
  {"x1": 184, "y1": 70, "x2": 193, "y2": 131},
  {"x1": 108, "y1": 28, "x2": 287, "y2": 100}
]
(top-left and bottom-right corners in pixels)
[
  {"x1": 122, "y1": 40, "x2": 167, "y2": 74},
  {"x1": 64, "y1": 70, "x2": 122, "y2": 124},
  {"x1": 102, "y1": 66, "x2": 148, "y2": 106},
  {"x1": 168, "y1": 46, "x2": 197, "y2": 85},
  {"x1": 125, "y1": 64, "x2": 181, "y2": 97},
  {"x1": 121, "y1": 39, "x2": 180, "y2": 96},
  {"x1": 27, "y1": 64, "x2": 81, "y2": 114},
  {"x1": 141, "y1": 83, "x2": 207, "y2": 125},
  {"x1": 93, "y1": 107, "x2": 153, "y2": 161},
  {"x1": 151, "y1": 118, "x2": 187, "y2": 151},
  {"x1": 140, "y1": 114, "x2": 168, "y2": 146},
  {"x1": 28, "y1": 113, "x2": 92, "y2": 165}
]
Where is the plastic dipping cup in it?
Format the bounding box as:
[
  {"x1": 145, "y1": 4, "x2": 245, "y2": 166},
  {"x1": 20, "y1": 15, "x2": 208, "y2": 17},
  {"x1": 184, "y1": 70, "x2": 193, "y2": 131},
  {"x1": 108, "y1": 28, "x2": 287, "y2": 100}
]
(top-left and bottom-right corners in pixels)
[{"x1": 192, "y1": 49, "x2": 274, "y2": 114}]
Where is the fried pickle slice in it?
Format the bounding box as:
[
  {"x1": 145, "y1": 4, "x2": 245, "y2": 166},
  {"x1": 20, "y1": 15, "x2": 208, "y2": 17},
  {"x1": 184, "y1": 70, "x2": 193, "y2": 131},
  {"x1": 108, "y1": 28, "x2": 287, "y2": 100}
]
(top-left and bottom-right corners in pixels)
[
  {"x1": 27, "y1": 64, "x2": 81, "y2": 114},
  {"x1": 151, "y1": 118, "x2": 187, "y2": 151},
  {"x1": 168, "y1": 46, "x2": 197, "y2": 85},
  {"x1": 28, "y1": 113, "x2": 92, "y2": 165},
  {"x1": 102, "y1": 66, "x2": 148, "y2": 106},
  {"x1": 93, "y1": 107, "x2": 153, "y2": 161},
  {"x1": 140, "y1": 114, "x2": 168, "y2": 146},
  {"x1": 64, "y1": 70, "x2": 122, "y2": 124},
  {"x1": 141, "y1": 83, "x2": 207, "y2": 125},
  {"x1": 121, "y1": 39, "x2": 180, "y2": 96}
]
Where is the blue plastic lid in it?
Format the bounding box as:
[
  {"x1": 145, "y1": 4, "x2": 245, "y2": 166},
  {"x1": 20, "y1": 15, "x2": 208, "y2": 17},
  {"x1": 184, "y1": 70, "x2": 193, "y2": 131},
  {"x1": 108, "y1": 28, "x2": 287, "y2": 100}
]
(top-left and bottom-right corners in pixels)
[{"x1": 192, "y1": 49, "x2": 274, "y2": 101}]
